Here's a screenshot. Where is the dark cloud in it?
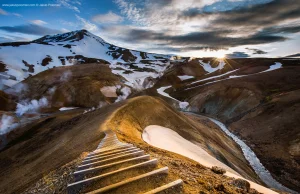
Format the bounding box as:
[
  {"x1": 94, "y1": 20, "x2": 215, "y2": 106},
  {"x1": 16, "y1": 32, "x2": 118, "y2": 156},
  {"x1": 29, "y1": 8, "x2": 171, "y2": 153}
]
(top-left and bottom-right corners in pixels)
[
  {"x1": 107, "y1": 0, "x2": 300, "y2": 52},
  {"x1": 285, "y1": 53, "x2": 300, "y2": 58},
  {"x1": 261, "y1": 25, "x2": 300, "y2": 34},
  {"x1": 182, "y1": 0, "x2": 300, "y2": 28},
  {"x1": 146, "y1": 45, "x2": 224, "y2": 53},
  {"x1": 246, "y1": 48, "x2": 268, "y2": 55},
  {"x1": 246, "y1": 48, "x2": 268, "y2": 54},
  {"x1": 0, "y1": 24, "x2": 62, "y2": 36},
  {"x1": 225, "y1": 52, "x2": 250, "y2": 58},
  {"x1": 121, "y1": 28, "x2": 164, "y2": 42},
  {"x1": 178, "y1": 0, "x2": 300, "y2": 50},
  {"x1": 113, "y1": 27, "x2": 286, "y2": 49},
  {"x1": 165, "y1": 31, "x2": 286, "y2": 47}
]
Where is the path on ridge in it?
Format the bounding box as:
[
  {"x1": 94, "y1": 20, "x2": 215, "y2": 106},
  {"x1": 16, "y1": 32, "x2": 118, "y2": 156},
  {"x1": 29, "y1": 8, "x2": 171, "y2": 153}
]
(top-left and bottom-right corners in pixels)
[{"x1": 67, "y1": 130, "x2": 183, "y2": 194}]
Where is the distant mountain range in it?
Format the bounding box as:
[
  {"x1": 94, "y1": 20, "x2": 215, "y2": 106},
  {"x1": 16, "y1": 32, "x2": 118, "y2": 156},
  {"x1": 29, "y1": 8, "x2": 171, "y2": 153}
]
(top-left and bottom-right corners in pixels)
[{"x1": 0, "y1": 29, "x2": 171, "y2": 89}]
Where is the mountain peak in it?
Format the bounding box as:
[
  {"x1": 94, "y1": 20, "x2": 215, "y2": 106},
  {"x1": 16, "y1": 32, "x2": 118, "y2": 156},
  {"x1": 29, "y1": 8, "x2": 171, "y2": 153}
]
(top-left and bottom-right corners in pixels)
[{"x1": 33, "y1": 29, "x2": 96, "y2": 44}]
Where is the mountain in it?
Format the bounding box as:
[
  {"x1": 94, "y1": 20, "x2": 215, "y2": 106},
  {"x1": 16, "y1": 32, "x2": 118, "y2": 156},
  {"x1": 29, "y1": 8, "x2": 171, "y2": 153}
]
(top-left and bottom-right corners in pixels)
[
  {"x1": 150, "y1": 57, "x2": 300, "y2": 192},
  {"x1": 285, "y1": 53, "x2": 300, "y2": 58},
  {"x1": 0, "y1": 30, "x2": 300, "y2": 193},
  {"x1": 0, "y1": 29, "x2": 171, "y2": 90}
]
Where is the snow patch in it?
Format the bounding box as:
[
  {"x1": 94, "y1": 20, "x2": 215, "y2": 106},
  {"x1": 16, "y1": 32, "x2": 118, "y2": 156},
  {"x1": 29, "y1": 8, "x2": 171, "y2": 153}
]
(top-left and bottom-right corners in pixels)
[
  {"x1": 188, "y1": 69, "x2": 239, "y2": 86},
  {"x1": 179, "y1": 102, "x2": 189, "y2": 109},
  {"x1": 110, "y1": 61, "x2": 169, "y2": 89},
  {"x1": 157, "y1": 86, "x2": 189, "y2": 110},
  {"x1": 100, "y1": 86, "x2": 118, "y2": 97},
  {"x1": 142, "y1": 125, "x2": 278, "y2": 194},
  {"x1": 177, "y1": 75, "x2": 194, "y2": 81},
  {"x1": 142, "y1": 125, "x2": 237, "y2": 172},
  {"x1": 199, "y1": 59, "x2": 225, "y2": 73},
  {"x1": 157, "y1": 86, "x2": 175, "y2": 100},
  {"x1": 83, "y1": 107, "x2": 95, "y2": 114},
  {"x1": 186, "y1": 62, "x2": 284, "y2": 91},
  {"x1": 59, "y1": 107, "x2": 78, "y2": 111},
  {"x1": 262, "y1": 62, "x2": 282, "y2": 72}
]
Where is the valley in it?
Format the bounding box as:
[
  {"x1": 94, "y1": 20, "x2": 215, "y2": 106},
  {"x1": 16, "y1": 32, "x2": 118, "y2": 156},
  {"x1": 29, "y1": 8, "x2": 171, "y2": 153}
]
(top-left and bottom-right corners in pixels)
[{"x1": 0, "y1": 30, "x2": 299, "y2": 194}]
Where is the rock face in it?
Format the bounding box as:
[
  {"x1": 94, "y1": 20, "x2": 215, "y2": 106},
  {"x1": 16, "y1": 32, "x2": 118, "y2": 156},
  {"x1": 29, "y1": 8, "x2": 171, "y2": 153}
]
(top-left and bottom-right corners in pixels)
[
  {"x1": 232, "y1": 178, "x2": 251, "y2": 191},
  {"x1": 188, "y1": 86, "x2": 261, "y2": 121},
  {"x1": 211, "y1": 166, "x2": 226, "y2": 175},
  {"x1": 0, "y1": 90, "x2": 16, "y2": 111},
  {"x1": 155, "y1": 58, "x2": 300, "y2": 192},
  {"x1": 10, "y1": 63, "x2": 123, "y2": 109},
  {"x1": 229, "y1": 88, "x2": 300, "y2": 192}
]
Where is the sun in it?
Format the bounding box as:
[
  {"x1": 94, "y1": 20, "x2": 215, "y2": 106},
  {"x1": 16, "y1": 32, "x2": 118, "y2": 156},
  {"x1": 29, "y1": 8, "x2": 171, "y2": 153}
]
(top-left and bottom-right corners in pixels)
[{"x1": 214, "y1": 52, "x2": 226, "y2": 59}]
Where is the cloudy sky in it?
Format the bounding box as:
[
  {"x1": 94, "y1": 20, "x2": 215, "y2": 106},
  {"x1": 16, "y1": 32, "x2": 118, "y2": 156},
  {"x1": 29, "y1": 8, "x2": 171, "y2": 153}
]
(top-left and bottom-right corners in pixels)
[{"x1": 0, "y1": 0, "x2": 299, "y2": 58}]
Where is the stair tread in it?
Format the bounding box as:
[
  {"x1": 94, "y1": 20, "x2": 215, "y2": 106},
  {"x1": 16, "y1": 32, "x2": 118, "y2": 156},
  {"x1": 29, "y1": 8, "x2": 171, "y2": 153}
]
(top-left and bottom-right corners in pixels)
[
  {"x1": 85, "y1": 167, "x2": 169, "y2": 194},
  {"x1": 67, "y1": 130, "x2": 183, "y2": 194},
  {"x1": 68, "y1": 159, "x2": 158, "y2": 189},
  {"x1": 74, "y1": 155, "x2": 151, "y2": 175},
  {"x1": 78, "y1": 150, "x2": 145, "y2": 169},
  {"x1": 88, "y1": 147, "x2": 137, "y2": 157},
  {"x1": 83, "y1": 148, "x2": 140, "y2": 163},
  {"x1": 143, "y1": 179, "x2": 183, "y2": 194},
  {"x1": 89, "y1": 145, "x2": 133, "y2": 155}
]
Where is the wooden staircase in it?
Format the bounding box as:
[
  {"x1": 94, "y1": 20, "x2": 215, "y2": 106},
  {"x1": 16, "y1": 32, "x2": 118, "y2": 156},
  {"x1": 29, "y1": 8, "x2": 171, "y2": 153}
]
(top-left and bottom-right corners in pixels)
[{"x1": 67, "y1": 130, "x2": 183, "y2": 194}]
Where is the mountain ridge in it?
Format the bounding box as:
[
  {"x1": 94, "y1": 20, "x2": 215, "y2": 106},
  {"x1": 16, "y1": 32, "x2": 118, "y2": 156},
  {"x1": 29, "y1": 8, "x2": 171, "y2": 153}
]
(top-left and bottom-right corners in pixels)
[{"x1": 0, "y1": 29, "x2": 172, "y2": 90}]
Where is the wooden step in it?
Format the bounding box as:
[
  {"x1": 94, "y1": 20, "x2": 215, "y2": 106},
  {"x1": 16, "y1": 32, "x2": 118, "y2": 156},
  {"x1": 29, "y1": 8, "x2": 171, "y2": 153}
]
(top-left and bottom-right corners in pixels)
[
  {"x1": 85, "y1": 147, "x2": 139, "y2": 159},
  {"x1": 82, "y1": 160, "x2": 159, "y2": 192},
  {"x1": 100, "y1": 138, "x2": 122, "y2": 142},
  {"x1": 143, "y1": 179, "x2": 183, "y2": 194},
  {"x1": 67, "y1": 130, "x2": 183, "y2": 194},
  {"x1": 99, "y1": 142, "x2": 121, "y2": 147},
  {"x1": 78, "y1": 150, "x2": 145, "y2": 170},
  {"x1": 99, "y1": 138, "x2": 118, "y2": 142},
  {"x1": 68, "y1": 159, "x2": 158, "y2": 193},
  {"x1": 97, "y1": 143, "x2": 128, "y2": 150},
  {"x1": 91, "y1": 144, "x2": 132, "y2": 153},
  {"x1": 82, "y1": 148, "x2": 141, "y2": 164},
  {"x1": 99, "y1": 141, "x2": 123, "y2": 147},
  {"x1": 89, "y1": 145, "x2": 133, "y2": 156},
  {"x1": 85, "y1": 167, "x2": 169, "y2": 194},
  {"x1": 74, "y1": 155, "x2": 151, "y2": 177}
]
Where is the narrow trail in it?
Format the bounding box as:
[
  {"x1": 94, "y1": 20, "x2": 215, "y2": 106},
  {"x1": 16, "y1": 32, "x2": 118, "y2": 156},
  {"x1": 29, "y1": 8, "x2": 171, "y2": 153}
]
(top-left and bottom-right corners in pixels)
[{"x1": 67, "y1": 130, "x2": 183, "y2": 194}]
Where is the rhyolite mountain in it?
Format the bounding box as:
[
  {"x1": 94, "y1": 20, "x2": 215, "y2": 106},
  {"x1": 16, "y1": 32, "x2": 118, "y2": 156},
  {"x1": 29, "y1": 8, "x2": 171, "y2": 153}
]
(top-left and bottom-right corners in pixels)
[{"x1": 0, "y1": 29, "x2": 300, "y2": 193}]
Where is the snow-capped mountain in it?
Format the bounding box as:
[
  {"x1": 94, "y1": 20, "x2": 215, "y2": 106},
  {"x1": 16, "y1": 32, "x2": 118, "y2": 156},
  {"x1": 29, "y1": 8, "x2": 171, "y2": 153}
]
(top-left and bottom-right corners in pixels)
[{"x1": 0, "y1": 29, "x2": 171, "y2": 89}]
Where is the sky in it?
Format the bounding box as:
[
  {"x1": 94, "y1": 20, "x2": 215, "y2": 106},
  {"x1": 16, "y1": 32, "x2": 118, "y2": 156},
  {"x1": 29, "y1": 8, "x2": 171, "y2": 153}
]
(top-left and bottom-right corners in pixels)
[{"x1": 0, "y1": 0, "x2": 299, "y2": 58}]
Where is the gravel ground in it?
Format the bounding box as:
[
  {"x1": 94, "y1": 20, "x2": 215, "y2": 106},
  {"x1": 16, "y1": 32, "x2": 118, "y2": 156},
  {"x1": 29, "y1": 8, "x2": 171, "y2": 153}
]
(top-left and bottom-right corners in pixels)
[{"x1": 23, "y1": 152, "x2": 88, "y2": 194}]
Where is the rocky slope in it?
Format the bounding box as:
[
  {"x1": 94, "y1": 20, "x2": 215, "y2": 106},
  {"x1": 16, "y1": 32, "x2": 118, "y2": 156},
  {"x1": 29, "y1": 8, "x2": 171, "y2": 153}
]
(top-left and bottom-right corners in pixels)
[
  {"x1": 0, "y1": 96, "x2": 266, "y2": 194},
  {"x1": 153, "y1": 57, "x2": 300, "y2": 192}
]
